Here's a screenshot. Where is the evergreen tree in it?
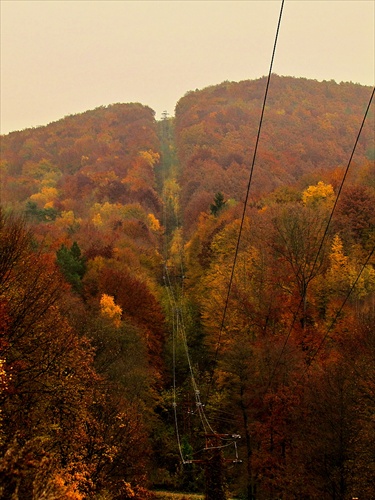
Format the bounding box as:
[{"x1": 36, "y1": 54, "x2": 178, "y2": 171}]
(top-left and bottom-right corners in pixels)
[
  {"x1": 56, "y1": 242, "x2": 86, "y2": 292},
  {"x1": 210, "y1": 192, "x2": 226, "y2": 217}
]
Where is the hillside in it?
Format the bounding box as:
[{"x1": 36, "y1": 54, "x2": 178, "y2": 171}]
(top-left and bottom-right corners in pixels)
[
  {"x1": 1, "y1": 103, "x2": 161, "y2": 214},
  {"x1": 0, "y1": 76, "x2": 374, "y2": 499},
  {"x1": 174, "y1": 76, "x2": 374, "y2": 231}
]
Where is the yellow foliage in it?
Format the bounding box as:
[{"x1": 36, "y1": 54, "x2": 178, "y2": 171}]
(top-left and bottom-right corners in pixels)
[
  {"x1": 318, "y1": 112, "x2": 335, "y2": 130},
  {"x1": 139, "y1": 149, "x2": 160, "y2": 166},
  {"x1": 348, "y1": 263, "x2": 375, "y2": 299},
  {"x1": 327, "y1": 234, "x2": 375, "y2": 299},
  {"x1": 59, "y1": 210, "x2": 76, "y2": 224},
  {"x1": 30, "y1": 186, "x2": 58, "y2": 207},
  {"x1": 98, "y1": 201, "x2": 117, "y2": 218},
  {"x1": 326, "y1": 234, "x2": 352, "y2": 295},
  {"x1": 89, "y1": 256, "x2": 106, "y2": 273},
  {"x1": 163, "y1": 178, "x2": 181, "y2": 219},
  {"x1": 91, "y1": 202, "x2": 147, "y2": 226},
  {"x1": 100, "y1": 293, "x2": 122, "y2": 327},
  {"x1": 92, "y1": 212, "x2": 103, "y2": 226},
  {"x1": 330, "y1": 234, "x2": 348, "y2": 271},
  {"x1": 302, "y1": 181, "x2": 335, "y2": 207},
  {"x1": 198, "y1": 219, "x2": 256, "y2": 348},
  {"x1": 148, "y1": 213, "x2": 161, "y2": 232},
  {"x1": 168, "y1": 228, "x2": 184, "y2": 268},
  {"x1": 210, "y1": 218, "x2": 249, "y2": 262}
]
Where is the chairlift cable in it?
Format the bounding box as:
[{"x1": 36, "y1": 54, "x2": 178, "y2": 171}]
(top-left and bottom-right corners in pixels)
[
  {"x1": 264, "y1": 86, "x2": 374, "y2": 394},
  {"x1": 297, "y1": 244, "x2": 375, "y2": 384},
  {"x1": 172, "y1": 292, "x2": 187, "y2": 464},
  {"x1": 205, "y1": 0, "x2": 285, "y2": 405}
]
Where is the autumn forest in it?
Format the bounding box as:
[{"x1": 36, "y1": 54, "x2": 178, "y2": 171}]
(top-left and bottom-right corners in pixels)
[{"x1": 0, "y1": 75, "x2": 374, "y2": 499}]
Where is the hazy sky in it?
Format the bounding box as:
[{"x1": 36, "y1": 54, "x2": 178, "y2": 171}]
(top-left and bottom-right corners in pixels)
[{"x1": 1, "y1": 0, "x2": 374, "y2": 134}]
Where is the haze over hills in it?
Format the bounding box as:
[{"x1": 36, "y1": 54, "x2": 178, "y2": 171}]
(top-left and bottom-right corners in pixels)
[{"x1": 0, "y1": 76, "x2": 374, "y2": 499}]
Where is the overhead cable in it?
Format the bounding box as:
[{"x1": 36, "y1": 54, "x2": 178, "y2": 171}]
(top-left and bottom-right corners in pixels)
[
  {"x1": 205, "y1": 0, "x2": 285, "y2": 405},
  {"x1": 264, "y1": 86, "x2": 374, "y2": 393}
]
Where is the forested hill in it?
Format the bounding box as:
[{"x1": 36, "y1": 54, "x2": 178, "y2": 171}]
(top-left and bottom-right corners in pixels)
[
  {"x1": 1, "y1": 102, "x2": 161, "y2": 216},
  {"x1": 174, "y1": 75, "x2": 374, "y2": 230},
  {"x1": 1, "y1": 77, "x2": 375, "y2": 499},
  {"x1": 1, "y1": 77, "x2": 373, "y2": 232},
  {"x1": 1, "y1": 103, "x2": 167, "y2": 498}
]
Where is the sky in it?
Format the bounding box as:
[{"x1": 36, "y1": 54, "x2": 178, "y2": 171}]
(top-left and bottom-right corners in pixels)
[{"x1": 1, "y1": 0, "x2": 374, "y2": 135}]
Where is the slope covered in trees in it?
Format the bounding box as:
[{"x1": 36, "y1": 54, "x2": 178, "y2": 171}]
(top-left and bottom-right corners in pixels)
[
  {"x1": 0, "y1": 76, "x2": 374, "y2": 499},
  {"x1": 1, "y1": 103, "x2": 167, "y2": 499},
  {"x1": 173, "y1": 76, "x2": 375, "y2": 498},
  {"x1": 174, "y1": 76, "x2": 373, "y2": 232},
  {"x1": 1, "y1": 103, "x2": 161, "y2": 214}
]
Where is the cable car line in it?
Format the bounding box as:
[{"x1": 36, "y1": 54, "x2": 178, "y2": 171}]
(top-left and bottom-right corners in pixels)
[
  {"x1": 161, "y1": 0, "x2": 373, "y2": 483},
  {"x1": 162, "y1": 169, "x2": 241, "y2": 460},
  {"x1": 162, "y1": 0, "x2": 285, "y2": 469},
  {"x1": 164, "y1": 262, "x2": 226, "y2": 459},
  {"x1": 205, "y1": 0, "x2": 285, "y2": 406}
]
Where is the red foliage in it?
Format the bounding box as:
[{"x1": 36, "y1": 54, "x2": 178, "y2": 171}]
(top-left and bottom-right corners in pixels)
[
  {"x1": 175, "y1": 76, "x2": 373, "y2": 233},
  {"x1": 97, "y1": 267, "x2": 165, "y2": 376}
]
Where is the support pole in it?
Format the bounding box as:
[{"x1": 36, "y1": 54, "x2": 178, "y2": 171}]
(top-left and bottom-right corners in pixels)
[
  {"x1": 204, "y1": 439, "x2": 226, "y2": 500},
  {"x1": 186, "y1": 433, "x2": 241, "y2": 499}
]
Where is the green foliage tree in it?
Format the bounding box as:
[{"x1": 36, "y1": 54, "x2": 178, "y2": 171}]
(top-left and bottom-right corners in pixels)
[
  {"x1": 56, "y1": 241, "x2": 86, "y2": 292},
  {"x1": 210, "y1": 192, "x2": 226, "y2": 217},
  {"x1": 25, "y1": 200, "x2": 58, "y2": 222}
]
